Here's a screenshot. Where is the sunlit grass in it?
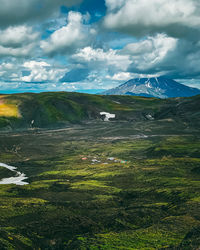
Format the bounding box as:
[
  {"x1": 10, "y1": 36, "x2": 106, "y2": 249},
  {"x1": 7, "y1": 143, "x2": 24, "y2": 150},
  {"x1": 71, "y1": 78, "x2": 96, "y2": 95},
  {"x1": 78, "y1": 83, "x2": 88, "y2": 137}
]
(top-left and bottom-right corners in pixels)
[{"x1": 0, "y1": 103, "x2": 20, "y2": 118}]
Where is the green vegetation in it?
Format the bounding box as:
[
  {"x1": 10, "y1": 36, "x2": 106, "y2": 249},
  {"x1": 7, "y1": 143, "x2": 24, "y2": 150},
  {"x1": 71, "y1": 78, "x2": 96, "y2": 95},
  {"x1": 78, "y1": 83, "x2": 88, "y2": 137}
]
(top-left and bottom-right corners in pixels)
[
  {"x1": 0, "y1": 124, "x2": 199, "y2": 249},
  {"x1": 0, "y1": 92, "x2": 199, "y2": 131},
  {"x1": 0, "y1": 93, "x2": 199, "y2": 248}
]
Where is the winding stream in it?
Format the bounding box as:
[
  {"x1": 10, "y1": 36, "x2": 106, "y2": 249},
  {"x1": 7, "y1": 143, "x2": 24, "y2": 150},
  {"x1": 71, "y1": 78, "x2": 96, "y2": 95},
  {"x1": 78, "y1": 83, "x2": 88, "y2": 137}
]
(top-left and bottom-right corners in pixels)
[{"x1": 0, "y1": 163, "x2": 28, "y2": 185}]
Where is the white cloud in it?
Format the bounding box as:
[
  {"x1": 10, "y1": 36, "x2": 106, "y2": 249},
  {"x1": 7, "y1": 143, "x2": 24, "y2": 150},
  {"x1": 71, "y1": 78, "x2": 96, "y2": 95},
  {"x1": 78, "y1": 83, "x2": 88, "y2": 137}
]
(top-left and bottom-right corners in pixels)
[
  {"x1": 23, "y1": 61, "x2": 50, "y2": 68},
  {"x1": 0, "y1": 60, "x2": 65, "y2": 83},
  {"x1": 41, "y1": 12, "x2": 92, "y2": 55},
  {"x1": 123, "y1": 34, "x2": 177, "y2": 71},
  {"x1": 0, "y1": 62, "x2": 14, "y2": 70},
  {"x1": 106, "y1": 72, "x2": 160, "y2": 82},
  {"x1": 0, "y1": 0, "x2": 200, "y2": 90},
  {"x1": 73, "y1": 46, "x2": 131, "y2": 71},
  {"x1": 21, "y1": 60, "x2": 66, "y2": 82},
  {"x1": 106, "y1": 0, "x2": 125, "y2": 11},
  {"x1": 0, "y1": 25, "x2": 39, "y2": 47},
  {"x1": 0, "y1": 60, "x2": 22, "y2": 81},
  {"x1": 0, "y1": 25, "x2": 39, "y2": 57},
  {"x1": 0, "y1": 44, "x2": 35, "y2": 57},
  {"x1": 106, "y1": 72, "x2": 133, "y2": 81},
  {"x1": 104, "y1": 0, "x2": 200, "y2": 38},
  {"x1": 70, "y1": 34, "x2": 177, "y2": 87}
]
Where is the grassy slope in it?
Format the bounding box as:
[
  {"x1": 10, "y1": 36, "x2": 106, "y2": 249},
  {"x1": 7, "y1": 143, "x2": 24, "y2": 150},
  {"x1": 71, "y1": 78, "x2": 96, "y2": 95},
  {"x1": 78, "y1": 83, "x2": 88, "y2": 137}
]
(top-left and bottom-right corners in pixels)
[
  {"x1": 0, "y1": 125, "x2": 199, "y2": 249},
  {"x1": 0, "y1": 92, "x2": 199, "y2": 130}
]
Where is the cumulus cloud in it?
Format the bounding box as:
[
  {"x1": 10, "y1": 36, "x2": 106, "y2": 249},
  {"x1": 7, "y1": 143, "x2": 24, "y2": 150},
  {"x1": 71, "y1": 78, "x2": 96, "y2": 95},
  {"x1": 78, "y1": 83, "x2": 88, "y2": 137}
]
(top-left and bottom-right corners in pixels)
[
  {"x1": 0, "y1": 62, "x2": 14, "y2": 77},
  {"x1": 69, "y1": 33, "x2": 200, "y2": 86},
  {"x1": 119, "y1": 33, "x2": 200, "y2": 81},
  {"x1": 66, "y1": 46, "x2": 133, "y2": 88},
  {"x1": 0, "y1": 25, "x2": 39, "y2": 57},
  {"x1": 122, "y1": 34, "x2": 177, "y2": 72},
  {"x1": 0, "y1": 60, "x2": 66, "y2": 83},
  {"x1": 0, "y1": 0, "x2": 82, "y2": 28},
  {"x1": 106, "y1": 72, "x2": 159, "y2": 82},
  {"x1": 106, "y1": 0, "x2": 125, "y2": 11},
  {"x1": 41, "y1": 12, "x2": 93, "y2": 55},
  {"x1": 73, "y1": 46, "x2": 131, "y2": 71},
  {"x1": 104, "y1": 0, "x2": 200, "y2": 39},
  {"x1": 0, "y1": 25, "x2": 39, "y2": 48},
  {"x1": 70, "y1": 34, "x2": 177, "y2": 84},
  {"x1": 0, "y1": 61, "x2": 23, "y2": 81},
  {"x1": 0, "y1": 0, "x2": 200, "y2": 91},
  {"x1": 69, "y1": 37, "x2": 178, "y2": 86},
  {"x1": 21, "y1": 60, "x2": 66, "y2": 82},
  {"x1": 106, "y1": 72, "x2": 134, "y2": 81},
  {"x1": 0, "y1": 44, "x2": 36, "y2": 58}
]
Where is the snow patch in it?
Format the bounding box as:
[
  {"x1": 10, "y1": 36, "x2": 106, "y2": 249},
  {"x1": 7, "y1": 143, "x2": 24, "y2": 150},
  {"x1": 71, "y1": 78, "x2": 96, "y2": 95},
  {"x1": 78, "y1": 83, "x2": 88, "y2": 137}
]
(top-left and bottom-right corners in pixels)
[
  {"x1": 146, "y1": 114, "x2": 154, "y2": 120},
  {"x1": 100, "y1": 112, "x2": 116, "y2": 121},
  {"x1": 0, "y1": 163, "x2": 28, "y2": 185},
  {"x1": 145, "y1": 79, "x2": 152, "y2": 88},
  {"x1": 155, "y1": 77, "x2": 159, "y2": 84}
]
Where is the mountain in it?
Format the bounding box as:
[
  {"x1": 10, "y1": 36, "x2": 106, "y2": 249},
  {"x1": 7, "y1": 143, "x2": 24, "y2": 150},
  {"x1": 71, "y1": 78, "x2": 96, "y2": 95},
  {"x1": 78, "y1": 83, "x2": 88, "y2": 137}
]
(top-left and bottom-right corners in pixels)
[
  {"x1": 0, "y1": 92, "x2": 200, "y2": 131},
  {"x1": 102, "y1": 77, "x2": 200, "y2": 98}
]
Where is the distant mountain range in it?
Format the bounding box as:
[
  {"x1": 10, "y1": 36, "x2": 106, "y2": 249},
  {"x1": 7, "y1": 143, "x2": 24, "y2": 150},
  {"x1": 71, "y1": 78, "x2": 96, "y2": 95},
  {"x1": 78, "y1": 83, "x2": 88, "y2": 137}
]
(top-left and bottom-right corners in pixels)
[{"x1": 102, "y1": 77, "x2": 200, "y2": 98}]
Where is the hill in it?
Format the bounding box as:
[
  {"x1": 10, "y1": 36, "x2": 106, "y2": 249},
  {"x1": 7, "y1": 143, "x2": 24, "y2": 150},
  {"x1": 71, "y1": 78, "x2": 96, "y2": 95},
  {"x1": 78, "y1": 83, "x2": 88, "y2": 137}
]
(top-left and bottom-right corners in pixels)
[
  {"x1": 102, "y1": 77, "x2": 200, "y2": 98},
  {"x1": 0, "y1": 92, "x2": 199, "y2": 131}
]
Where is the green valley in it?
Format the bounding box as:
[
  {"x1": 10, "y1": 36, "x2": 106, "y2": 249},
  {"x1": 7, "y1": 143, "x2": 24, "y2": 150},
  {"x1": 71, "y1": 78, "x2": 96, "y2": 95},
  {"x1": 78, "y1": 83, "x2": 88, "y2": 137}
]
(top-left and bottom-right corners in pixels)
[{"x1": 0, "y1": 93, "x2": 199, "y2": 249}]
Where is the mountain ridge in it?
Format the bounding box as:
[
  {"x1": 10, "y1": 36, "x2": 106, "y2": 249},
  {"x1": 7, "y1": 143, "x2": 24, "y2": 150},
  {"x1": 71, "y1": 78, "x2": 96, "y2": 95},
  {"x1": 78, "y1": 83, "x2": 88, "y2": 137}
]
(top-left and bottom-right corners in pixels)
[{"x1": 102, "y1": 77, "x2": 200, "y2": 98}]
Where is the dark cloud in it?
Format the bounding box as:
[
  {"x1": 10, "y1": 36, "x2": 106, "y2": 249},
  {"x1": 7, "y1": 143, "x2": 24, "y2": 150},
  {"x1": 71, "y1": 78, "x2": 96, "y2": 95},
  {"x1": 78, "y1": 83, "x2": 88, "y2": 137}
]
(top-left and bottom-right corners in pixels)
[
  {"x1": 126, "y1": 37, "x2": 200, "y2": 80},
  {"x1": 60, "y1": 68, "x2": 90, "y2": 82},
  {"x1": 0, "y1": 0, "x2": 82, "y2": 28},
  {"x1": 104, "y1": 0, "x2": 200, "y2": 40},
  {"x1": 0, "y1": 25, "x2": 39, "y2": 57}
]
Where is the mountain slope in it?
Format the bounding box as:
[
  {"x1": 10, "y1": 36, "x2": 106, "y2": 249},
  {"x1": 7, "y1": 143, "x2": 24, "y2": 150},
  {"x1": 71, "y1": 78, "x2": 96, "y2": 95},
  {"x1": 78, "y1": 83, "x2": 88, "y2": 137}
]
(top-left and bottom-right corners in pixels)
[
  {"x1": 0, "y1": 92, "x2": 199, "y2": 131},
  {"x1": 102, "y1": 77, "x2": 200, "y2": 98}
]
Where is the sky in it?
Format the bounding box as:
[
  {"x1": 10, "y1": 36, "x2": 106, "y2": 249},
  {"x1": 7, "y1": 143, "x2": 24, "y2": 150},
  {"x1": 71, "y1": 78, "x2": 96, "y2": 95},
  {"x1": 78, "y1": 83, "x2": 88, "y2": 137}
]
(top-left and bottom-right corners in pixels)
[{"x1": 0, "y1": 0, "x2": 200, "y2": 94}]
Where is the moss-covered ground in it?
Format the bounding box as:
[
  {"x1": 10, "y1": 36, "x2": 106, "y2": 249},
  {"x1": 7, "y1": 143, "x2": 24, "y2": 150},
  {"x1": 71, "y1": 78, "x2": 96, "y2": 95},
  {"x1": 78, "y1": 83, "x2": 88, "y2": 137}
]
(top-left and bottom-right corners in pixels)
[{"x1": 0, "y1": 123, "x2": 199, "y2": 249}]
